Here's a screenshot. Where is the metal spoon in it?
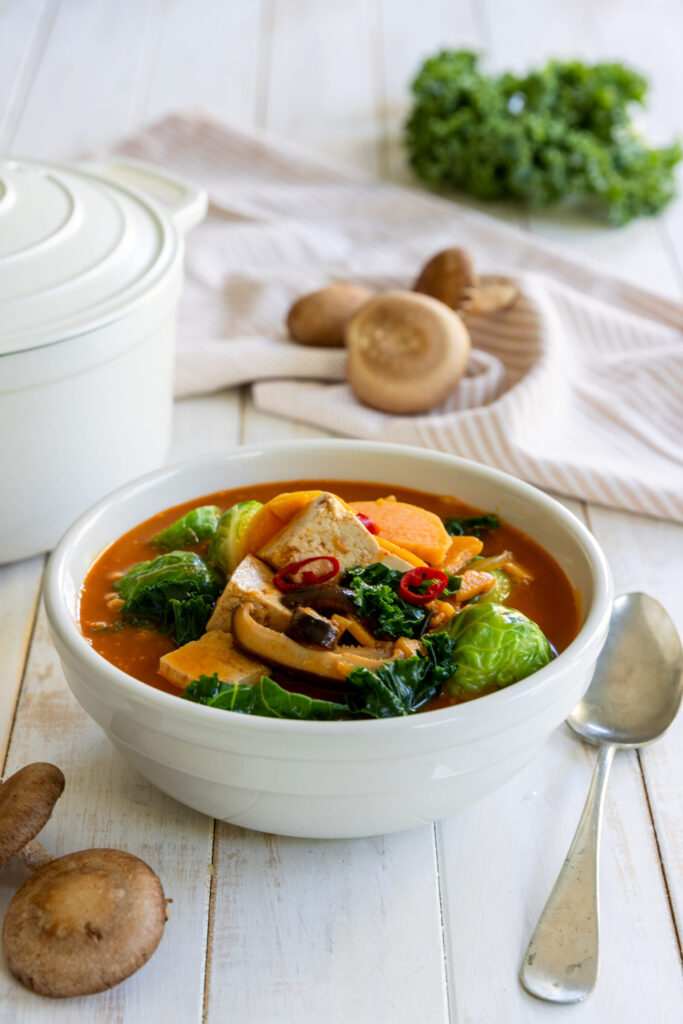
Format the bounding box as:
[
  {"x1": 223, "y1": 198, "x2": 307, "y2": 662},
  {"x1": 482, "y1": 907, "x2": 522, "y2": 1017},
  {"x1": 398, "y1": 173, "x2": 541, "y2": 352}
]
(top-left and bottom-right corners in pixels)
[{"x1": 520, "y1": 592, "x2": 683, "y2": 1003}]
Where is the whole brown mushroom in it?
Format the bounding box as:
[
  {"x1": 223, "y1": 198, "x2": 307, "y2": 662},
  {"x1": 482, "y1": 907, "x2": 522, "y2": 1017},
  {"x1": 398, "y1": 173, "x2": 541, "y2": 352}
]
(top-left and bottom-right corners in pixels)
[
  {"x1": 3, "y1": 848, "x2": 168, "y2": 998},
  {"x1": 0, "y1": 762, "x2": 169, "y2": 999},
  {"x1": 345, "y1": 290, "x2": 471, "y2": 414},
  {"x1": 286, "y1": 283, "x2": 374, "y2": 347}
]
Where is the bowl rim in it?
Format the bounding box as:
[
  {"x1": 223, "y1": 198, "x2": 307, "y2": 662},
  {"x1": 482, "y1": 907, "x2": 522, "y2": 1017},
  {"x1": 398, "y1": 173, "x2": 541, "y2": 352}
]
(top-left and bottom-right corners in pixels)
[{"x1": 44, "y1": 439, "x2": 613, "y2": 736}]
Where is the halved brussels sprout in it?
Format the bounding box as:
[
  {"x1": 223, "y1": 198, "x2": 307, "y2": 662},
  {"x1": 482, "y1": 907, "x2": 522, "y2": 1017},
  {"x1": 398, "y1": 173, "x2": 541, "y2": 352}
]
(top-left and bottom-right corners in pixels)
[
  {"x1": 151, "y1": 506, "x2": 222, "y2": 552},
  {"x1": 476, "y1": 568, "x2": 512, "y2": 605},
  {"x1": 441, "y1": 602, "x2": 553, "y2": 697},
  {"x1": 207, "y1": 500, "x2": 263, "y2": 575}
]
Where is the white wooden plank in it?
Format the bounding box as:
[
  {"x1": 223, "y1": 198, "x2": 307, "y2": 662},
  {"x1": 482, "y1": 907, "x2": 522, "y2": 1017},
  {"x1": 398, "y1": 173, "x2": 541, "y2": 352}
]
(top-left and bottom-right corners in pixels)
[
  {"x1": 375, "y1": 0, "x2": 525, "y2": 229},
  {"x1": 439, "y1": 724, "x2": 683, "y2": 1023},
  {"x1": 0, "y1": 0, "x2": 58, "y2": 150},
  {"x1": 242, "y1": 394, "x2": 334, "y2": 444},
  {"x1": 10, "y1": 0, "x2": 159, "y2": 159},
  {"x1": 482, "y1": 0, "x2": 682, "y2": 298},
  {"x1": 142, "y1": 0, "x2": 265, "y2": 127},
  {"x1": 585, "y1": 506, "x2": 683, "y2": 936},
  {"x1": 207, "y1": 822, "x2": 449, "y2": 1024},
  {"x1": 169, "y1": 391, "x2": 242, "y2": 463},
  {"x1": 0, "y1": 556, "x2": 43, "y2": 765},
  {"x1": 0, "y1": 604, "x2": 213, "y2": 1022},
  {"x1": 265, "y1": 0, "x2": 380, "y2": 173}
]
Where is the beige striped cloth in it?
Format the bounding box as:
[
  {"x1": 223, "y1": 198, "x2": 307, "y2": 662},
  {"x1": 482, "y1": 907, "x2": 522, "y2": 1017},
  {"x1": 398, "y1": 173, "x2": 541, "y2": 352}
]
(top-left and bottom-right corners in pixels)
[{"x1": 117, "y1": 114, "x2": 683, "y2": 521}]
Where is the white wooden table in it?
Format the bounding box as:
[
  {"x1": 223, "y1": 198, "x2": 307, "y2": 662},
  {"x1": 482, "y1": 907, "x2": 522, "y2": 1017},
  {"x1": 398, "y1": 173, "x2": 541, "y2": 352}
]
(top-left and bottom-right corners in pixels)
[{"x1": 1, "y1": 2, "x2": 682, "y2": 1021}]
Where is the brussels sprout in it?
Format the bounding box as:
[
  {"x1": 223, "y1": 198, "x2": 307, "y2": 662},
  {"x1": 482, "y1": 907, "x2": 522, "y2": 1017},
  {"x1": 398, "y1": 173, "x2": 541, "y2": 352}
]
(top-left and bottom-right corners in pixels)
[
  {"x1": 441, "y1": 602, "x2": 553, "y2": 697},
  {"x1": 151, "y1": 506, "x2": 222, "y2": 552},
  {"x1": 476, "y1": 568, "x2": 512, "y2": 605},
  {"x1": 207, "y1": 500, "x2": 263, "y2": 575},
  {"x1": 115, "y1": 551, "x2": 224, "y2": 645}
]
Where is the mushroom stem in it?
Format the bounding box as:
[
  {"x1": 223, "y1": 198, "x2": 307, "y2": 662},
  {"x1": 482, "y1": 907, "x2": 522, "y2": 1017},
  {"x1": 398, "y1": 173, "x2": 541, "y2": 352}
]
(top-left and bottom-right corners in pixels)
[{"x1": 15, "y1": 839, "x2": 53, "y2": 872}]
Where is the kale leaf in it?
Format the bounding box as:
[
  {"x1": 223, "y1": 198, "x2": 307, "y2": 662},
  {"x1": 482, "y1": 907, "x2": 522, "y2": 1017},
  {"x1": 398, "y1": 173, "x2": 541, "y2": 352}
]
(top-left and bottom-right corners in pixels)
[
  {"x1": 444, "y1": 514, "x2": 500, "y2": 537},
  {"x1": 406, "y1": 50, "x2": 681, "y2": 226},
  {"x1": 114, "y1": 551, "x2": 224, "y2": 646},
  {"x1": 183, "y1": 673, "x2": 352, "y2": 720},
  {"x1": 346, "y1": 632, "x2": 458, "y2": 718},
  {"x1": 151, "y1": 506, "x2": 222, "y2": 552},
  {"x1": 344, "y1": 562, "x2": 430, "y2": 638}
]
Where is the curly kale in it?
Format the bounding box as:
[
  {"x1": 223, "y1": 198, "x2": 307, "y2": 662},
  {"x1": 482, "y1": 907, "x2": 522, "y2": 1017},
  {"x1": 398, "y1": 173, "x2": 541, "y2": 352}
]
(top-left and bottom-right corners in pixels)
[{"x1": 406, "y1": 50, "x2": 681, "y2": 225}]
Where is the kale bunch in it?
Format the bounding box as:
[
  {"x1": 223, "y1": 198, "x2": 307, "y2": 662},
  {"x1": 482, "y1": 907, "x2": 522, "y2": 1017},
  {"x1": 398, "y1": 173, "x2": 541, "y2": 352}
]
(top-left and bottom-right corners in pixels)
[{"x1": 406, "y1": 50, "x2": 681, "y2": 225}]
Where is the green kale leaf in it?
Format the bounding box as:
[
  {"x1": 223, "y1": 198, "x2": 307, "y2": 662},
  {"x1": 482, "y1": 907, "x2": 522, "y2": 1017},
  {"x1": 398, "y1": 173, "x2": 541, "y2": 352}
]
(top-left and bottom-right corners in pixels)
[
  {"x1": 151, "y1": 506, "x2": 222, "y2": 552},
  {"x1": 344, "y1": 562, "x2": 430, "y2": 638},
  {"x1": 346, "y1": 632, "x2": 458, "y2": 717},
  {"x1": 444, "y1": 513, "x2": 500, "y2": 537},
  {"x1": 182, "y1": 673, "x2": 352, "y2": 720},
  {"x1": 114, "y1": 551, "x2": 224, "y2": 646},
  {"x1": 406, "y1": 50, "x2": 681, "y2": 225}
]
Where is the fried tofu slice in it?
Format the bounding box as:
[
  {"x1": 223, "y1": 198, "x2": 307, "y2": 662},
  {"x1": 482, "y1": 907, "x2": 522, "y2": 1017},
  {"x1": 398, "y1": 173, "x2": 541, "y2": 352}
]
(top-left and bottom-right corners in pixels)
[
  {"x1": 258, "y1": 492, "x2": 382, "y2": 573},
  {"x1": 207, "y1": 554, "x2": 292, "y2": 632},
  {"x1": 159, "y1": 630, "x2": 267, "y2": 691}
]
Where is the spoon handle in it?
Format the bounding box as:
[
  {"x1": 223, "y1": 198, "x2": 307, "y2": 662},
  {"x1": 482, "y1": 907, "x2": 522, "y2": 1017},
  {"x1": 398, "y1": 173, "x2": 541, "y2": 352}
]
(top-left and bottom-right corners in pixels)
[{"x1": 520, "y1": 742, "x2": 616, "y2": 1003}]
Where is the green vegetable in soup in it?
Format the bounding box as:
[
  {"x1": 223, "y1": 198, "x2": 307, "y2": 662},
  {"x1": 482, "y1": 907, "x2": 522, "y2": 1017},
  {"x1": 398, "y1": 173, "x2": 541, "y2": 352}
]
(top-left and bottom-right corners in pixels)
[
  {"x1": 440, "y1": 603, "x2": 552, "y2": 697},
  {"x1": 475, "y1": 568, "x2": 512, "y2": 605},
  {"x1": 207, "y1": 500, "x2": 263, "y2": 575},
  {"x1": 115, "y1": 551, "x2": 224, "y2": 646},
  {"x1": 151, "y1": 506, "x2": 222, "y2": 552},
  {"x1": 346, "y1": 632, "x2": 458, "y2": 717},
  {"x1": 344, "y1": 562, "x2": 458, "y2": 639},
  {"x1": 444, "y1": 513, "x2": 499, "y2": 537},
  {"x1": 406, "y1": 50, "x2": 681, "y2": 226},
  {"x1": 183, "y1": 673, "x2": 351, "y2": 720}
]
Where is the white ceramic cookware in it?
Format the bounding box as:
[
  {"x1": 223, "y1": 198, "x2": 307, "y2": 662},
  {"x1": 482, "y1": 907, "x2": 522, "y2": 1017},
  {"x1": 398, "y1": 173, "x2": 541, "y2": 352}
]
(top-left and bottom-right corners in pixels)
[
  {"x1": 44, "y1": 441, "x2": 613, "y2": 840},
  {"x1": 0, "y1": 156, "x2": 207, "y2": 563}
]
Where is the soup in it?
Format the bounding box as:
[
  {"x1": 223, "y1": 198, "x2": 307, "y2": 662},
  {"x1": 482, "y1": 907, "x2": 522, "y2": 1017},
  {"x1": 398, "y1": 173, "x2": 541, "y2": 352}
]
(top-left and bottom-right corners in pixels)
[{"x1": 80, "y1": 480, "x2": 580, "y2": 719}]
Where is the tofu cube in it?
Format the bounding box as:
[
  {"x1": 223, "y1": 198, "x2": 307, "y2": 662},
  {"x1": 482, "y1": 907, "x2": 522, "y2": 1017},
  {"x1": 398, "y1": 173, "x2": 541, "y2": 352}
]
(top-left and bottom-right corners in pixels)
[
  {"x1": 258, "y1": 492, "x2": 382, "y2": 572},
  {"x1": 207, "y1": 554, "x2": 292, "y2": 632},
  {"x1": 159, "y1": 630, "x2": 267, "y2": 691}
]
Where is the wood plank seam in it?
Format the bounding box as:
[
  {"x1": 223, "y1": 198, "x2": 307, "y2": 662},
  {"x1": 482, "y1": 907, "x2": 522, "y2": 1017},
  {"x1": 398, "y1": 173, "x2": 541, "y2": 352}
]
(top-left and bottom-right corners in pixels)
[
  {"x1": 0, "y1": 0, "x2": 62, "y2": 152},
  {"x1": 129, "y1": 0, "x2": 169, "y2": 135},
  {"x1": 636, "y1": 749, "x2": 683, "y2": 963},
  {"x1": 255, "y1": 0, "x2": 275, "y2": 130},
  {"x1": 202, "y1": 818, "x2": 219, "y2": 1024},
  {"x1": 0, "y1": 558, "x2": 46, "y2": 774},
  {"x1": 434, "y1": 819, "x2": 456, "y2": 1024}
]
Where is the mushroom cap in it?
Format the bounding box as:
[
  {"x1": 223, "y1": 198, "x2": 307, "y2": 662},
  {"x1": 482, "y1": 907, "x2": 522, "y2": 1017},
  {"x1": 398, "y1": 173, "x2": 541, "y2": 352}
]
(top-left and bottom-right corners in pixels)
[
  {"x1": 465, "y1": 276, "x2": 519, "y2": 315},
  {"x1": 413, "y1": 248, "x2": 478, "y2": 312},
  {"x1": 0, "y1": 763, "x2": 64, "y2": 870},
  {"x1": 346, "y1": 290, "x2": 471, "y2": 414},
  {"x1": 3, "y1": 848, "x2": 168, "y2": 998},
  {"x1": 287, "y1": 283, "x2": 374, "y2": 347}
]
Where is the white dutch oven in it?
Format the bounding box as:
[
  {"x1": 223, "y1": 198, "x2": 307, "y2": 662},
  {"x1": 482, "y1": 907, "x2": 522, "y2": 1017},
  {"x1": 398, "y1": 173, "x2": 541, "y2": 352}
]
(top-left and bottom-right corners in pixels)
[{"x1": 0, "y1": 156, "x2": 207, "y2": 564}]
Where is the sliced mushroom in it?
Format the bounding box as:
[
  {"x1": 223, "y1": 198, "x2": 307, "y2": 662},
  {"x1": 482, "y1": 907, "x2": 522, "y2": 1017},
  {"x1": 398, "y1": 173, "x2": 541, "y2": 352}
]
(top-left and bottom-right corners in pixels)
[
  {"x1": 414, "y1": 248, "x2": 518, "y2": 315},
  {"x1": 280, "y1": 583, "x2": 359, "y2": 618},
  {"x1": 2, "y1": 848, "x2": 168, "y2": 998},
  {"x1": 286, "y1": 607, "x2": 343, "y2": 649},
  {"x1": 0, "y1": 763, "x2": 64, "y2": 871},
  {"x1": 287, "y1": 283, "x2": 374, "y2": 347},
  {"x1": 345, "y1": 290, "x2": 471, "y2": 414},
  {"x1": 232, "y1": 603, "x2": 393, "y2": 683}
]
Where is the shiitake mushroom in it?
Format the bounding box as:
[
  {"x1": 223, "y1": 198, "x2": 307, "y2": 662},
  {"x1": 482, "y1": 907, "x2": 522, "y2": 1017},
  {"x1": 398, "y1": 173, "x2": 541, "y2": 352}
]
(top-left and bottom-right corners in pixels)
[
  {"x1": 287, "y1": 283, "x2": 374, "y2": 347},
  {"x1": 345, "y1": 290, "x2": 471, "y2": 414}
]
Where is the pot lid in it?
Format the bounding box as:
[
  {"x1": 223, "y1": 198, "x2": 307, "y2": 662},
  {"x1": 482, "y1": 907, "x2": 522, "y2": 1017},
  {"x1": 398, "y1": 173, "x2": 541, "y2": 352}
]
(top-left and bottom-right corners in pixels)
[{"x1": 0, "y1": 158, "x2": 182, "y2": 356}]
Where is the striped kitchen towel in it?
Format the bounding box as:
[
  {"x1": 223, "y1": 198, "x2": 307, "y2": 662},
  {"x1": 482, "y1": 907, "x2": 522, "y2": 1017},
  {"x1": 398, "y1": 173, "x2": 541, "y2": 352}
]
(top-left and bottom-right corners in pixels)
[{"x1": 116, "y1": 114, "x2": 683, "y2": 521}]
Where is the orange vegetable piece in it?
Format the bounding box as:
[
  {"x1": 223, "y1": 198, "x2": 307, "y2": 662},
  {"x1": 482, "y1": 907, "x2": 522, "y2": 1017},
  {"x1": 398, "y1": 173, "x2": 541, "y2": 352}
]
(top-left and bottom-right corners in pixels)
[
  {"x1": 455, "y1": 570, "x2": 496, "y2": 603},
  {"x1": 350, "y1": 499, "x2": 451, "y2": 565},
  {"x1": 440, "y1": 536, "x2": 483, "y2": 574},
  {"x1": 236, "y1": 489, "x2": 344, "y2": 562},
  {"x1": 376, "y1": 537, "x2": 426, "y2": 568}
]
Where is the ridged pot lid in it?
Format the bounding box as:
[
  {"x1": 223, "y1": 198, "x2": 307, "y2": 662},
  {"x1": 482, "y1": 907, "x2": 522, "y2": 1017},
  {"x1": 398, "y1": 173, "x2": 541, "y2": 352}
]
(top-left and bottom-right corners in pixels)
[{"x1": 0, "y1": 158, "x2": 178, "y2": 357}]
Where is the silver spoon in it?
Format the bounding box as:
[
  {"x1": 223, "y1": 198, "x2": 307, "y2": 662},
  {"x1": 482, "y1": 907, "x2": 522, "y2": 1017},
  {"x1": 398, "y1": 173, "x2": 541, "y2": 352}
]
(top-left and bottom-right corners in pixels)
[{"x1": 520, "y1": 592, "x2": 683, "y2": 1003}]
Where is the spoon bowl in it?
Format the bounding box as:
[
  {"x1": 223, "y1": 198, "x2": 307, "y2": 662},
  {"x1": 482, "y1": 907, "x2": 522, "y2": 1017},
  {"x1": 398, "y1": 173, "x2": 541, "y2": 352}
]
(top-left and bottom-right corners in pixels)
[
  {"x1": 521, "y1": 591, "x2": 682, "y2": 1003},
  {"x1": 568, "y1": 591, "x2": 683, "y2": 748}
]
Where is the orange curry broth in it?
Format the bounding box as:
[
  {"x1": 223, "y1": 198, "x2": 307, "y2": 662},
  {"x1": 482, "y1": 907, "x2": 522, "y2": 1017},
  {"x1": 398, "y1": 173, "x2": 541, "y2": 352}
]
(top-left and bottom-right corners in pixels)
[{"x1": 79, "y1": 480, "x2": 580, "y2": 705}]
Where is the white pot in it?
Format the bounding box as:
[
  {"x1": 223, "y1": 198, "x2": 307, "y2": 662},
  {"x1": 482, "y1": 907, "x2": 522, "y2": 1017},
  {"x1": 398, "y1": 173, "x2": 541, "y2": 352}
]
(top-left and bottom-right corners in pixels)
[{"x1": 0, "y1": 155, "x2": 207, "y2": 564}]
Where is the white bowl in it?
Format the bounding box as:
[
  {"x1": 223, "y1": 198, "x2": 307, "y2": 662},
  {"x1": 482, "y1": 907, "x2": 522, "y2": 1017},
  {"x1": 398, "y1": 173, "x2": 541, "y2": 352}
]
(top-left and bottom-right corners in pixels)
[{"x1": 44, "y1": 441, "x2": 613, "y2": 839}]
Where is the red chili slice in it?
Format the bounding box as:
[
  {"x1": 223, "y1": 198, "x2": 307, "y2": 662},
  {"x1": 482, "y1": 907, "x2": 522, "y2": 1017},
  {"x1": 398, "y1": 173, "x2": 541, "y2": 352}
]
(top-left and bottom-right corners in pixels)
[
  {"x1": 398, "y1": 567, "x2": 449, "y2": 605},
  {"x1": 273, "y1": 555, "x2": 341, "y2": 592},
  {"x1": 356, "y1": 513, "x2": 379, "y2": 535}
]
